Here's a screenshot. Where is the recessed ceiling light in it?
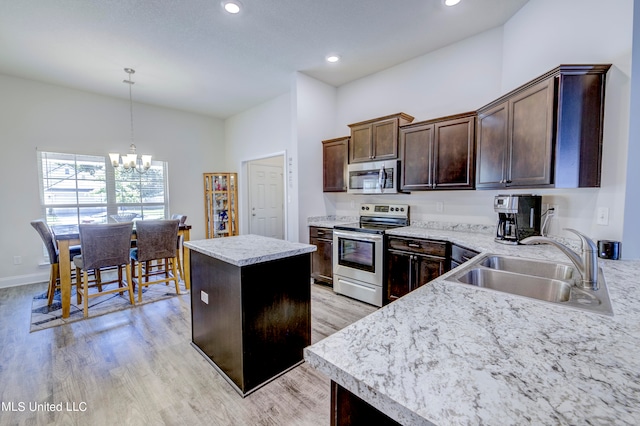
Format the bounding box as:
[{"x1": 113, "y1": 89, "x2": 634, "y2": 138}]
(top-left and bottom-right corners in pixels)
[
  {"x1": 326, "y1": 55, "x2": 340, "y2": 63},
  {"x1": 222, "y1": 1, "x2": 241, "y2": 14},
  {"x1": 444, "y1": 0, "x2": 461, "y2": 6}
]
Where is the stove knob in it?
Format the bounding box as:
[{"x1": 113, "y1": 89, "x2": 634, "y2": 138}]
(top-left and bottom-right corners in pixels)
[
  {"x1": 400, "y1": 207, "x2": 405, "y2": 212},
  {"x1": 366, "y1": 206, "x2": 370, "y2": 210},
  {"x1": 361, "y1": 206, "x2": 365, "y2": 210}
]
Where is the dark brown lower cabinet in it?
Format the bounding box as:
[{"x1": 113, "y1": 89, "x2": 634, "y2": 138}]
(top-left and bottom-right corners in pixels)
[
  {"x1": 331, "y1": 381, "x2": 401, "y2": 426},
  {"x1": 386, "y1": 236, "x2": 449, "y2": 303},
  {"x1": 310, "y1": 226, "x2": 333, "y2": 285},
  {"x1": 450, "y1": 244, "x2": 480, "y2": 269}
]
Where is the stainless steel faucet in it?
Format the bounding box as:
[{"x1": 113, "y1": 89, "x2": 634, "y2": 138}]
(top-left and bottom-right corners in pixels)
[{"x1": 520, "y1": 228, "x2": 599, "y2": 290}]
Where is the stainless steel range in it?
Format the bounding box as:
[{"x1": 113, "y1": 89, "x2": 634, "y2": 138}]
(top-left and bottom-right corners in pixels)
[{"x1": 333, "y1": 203, "x2": 409, "y2": 307}]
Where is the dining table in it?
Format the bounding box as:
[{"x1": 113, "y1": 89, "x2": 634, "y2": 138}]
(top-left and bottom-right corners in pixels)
[{"x1": 51, "y1": 223, "x2": 192, "y2": 319}]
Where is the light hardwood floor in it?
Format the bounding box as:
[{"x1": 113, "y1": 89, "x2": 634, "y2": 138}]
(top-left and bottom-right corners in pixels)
[{"x1": 0, "y1": 282, "x2": 376, "y2": 426}]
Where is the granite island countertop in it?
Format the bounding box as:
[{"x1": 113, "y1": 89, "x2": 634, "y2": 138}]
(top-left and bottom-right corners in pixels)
[
  {"x1": 184, "y1": 234, "x2": 316, "y2": 267},
  {"x1": 304, "y1": 225, "x2": 640, "y2": 425}
]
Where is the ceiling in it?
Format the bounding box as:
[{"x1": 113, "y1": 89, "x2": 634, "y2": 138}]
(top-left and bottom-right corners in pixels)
[{"x1": 0, "y1": 0, "x2": 529, "y2": 119}]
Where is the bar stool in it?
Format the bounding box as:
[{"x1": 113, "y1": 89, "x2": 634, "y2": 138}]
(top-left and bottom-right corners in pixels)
[
  {"x1": 73, "y1": 222, "x2": 135, "y2": 318},
  {"x1": 130, "y1": 219, "x2": 180, "y2": 302},
  {"x1": 30, "y1": 220, "x2": 82, "y2": 305},
  {"x1": 171, "y1": 214, "x2": 187, "y2": 281}
]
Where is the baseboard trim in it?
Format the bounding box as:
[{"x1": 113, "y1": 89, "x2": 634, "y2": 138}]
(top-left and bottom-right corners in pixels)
[{"x1": 0, "y1": 272, "x2": 48, "y2": 289}]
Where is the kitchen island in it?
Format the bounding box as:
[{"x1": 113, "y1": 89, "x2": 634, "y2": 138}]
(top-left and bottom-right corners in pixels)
[
  {"x1": 185, "y1": 234, "x2": 316, "y2": 397},
  {"x1": 304, "y1": 225, "x2": 640, "y2": 425}
]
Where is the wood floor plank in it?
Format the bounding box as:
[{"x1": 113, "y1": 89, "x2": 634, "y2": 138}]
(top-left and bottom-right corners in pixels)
[{"x1": 0, "y1": 282, "x2": 376, "y2": 425}]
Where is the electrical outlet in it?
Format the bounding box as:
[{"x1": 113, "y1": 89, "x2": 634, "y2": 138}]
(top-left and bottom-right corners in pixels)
[
  {"x1": 436, "y1": 201, "x2": 444, "y2": 213},
  {"x1": 597, "y1": 207, "x2": 609, "y2": 225},
  {"x1": 13, "y1": 256, "x2": 22, "y2": 265},
  {"x1": 549, "y1": 204, "x2": 558, "y2": 217}
]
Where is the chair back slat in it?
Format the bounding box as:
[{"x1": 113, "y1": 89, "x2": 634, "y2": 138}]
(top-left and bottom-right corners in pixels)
[
  {"x1": 135, "y1": 219, "x2": 180, "y2": 262},
  {"x1": 30, "y1": 220, "x2": 58, "y2": 264},
  {"x1": 78, "y1": 222, "x2": 133, "y2": 270}
]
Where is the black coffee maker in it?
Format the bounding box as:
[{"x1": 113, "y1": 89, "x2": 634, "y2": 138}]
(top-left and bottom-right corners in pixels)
[{"x1": 494, "y1": 194, "x2": 542, "y2": 244}]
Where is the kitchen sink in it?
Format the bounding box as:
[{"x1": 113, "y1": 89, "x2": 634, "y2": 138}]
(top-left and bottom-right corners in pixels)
[
  {"x1": 455, "y1": 268, "x2": 572, "y2": 303},
  {"x1": 477, "y1": 255, "x2": 574, "y2": 281},
  {"x1": 446, "y1": 254, "x2": 613, "y2": 315}
]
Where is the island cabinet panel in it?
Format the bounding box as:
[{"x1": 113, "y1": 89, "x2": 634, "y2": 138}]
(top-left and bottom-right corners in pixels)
[
  {"x1": 310, "y1": 226, "x2": 333, "y2": 285},
  {"x1": 322, "y1": 137, "x2": 349, "y2": 192},
  {"x1": 385, "y1": 236, "x2": 449, "y2": 304},
  {"x1": 190, "y1": 250, "x2": 311, "y2": 396},
  {"x1": 400, "y1": 112, "x2": 475, "y2": 191},
  {"x1": 331, "y1": 381, "x2": 401, "y2": 426},
  {"x1": 348, "y1": 113, "x2": 414, "y2": 163},
  {"x1": 476, "y1": 64, "x2": 610, "y2": 189}
]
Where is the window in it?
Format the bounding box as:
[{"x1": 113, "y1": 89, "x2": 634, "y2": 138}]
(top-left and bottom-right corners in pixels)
[{"x1": 38, "y1": 151, "x2": 169, "y2": 226}]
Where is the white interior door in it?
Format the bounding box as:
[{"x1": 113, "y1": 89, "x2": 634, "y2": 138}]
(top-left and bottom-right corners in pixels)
[{"x1": 248, "y1": 162, "x2": 284, "y2": 239}]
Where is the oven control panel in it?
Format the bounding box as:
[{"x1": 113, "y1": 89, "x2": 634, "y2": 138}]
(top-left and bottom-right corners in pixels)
[{"x1": 360, "y1": 203, "x2": 409, "y2": 218}]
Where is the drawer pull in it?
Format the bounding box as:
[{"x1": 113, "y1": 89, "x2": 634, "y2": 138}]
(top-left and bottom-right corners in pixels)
[{"x1": 407, "y1": 243, "x2": 420, "y2": 248}]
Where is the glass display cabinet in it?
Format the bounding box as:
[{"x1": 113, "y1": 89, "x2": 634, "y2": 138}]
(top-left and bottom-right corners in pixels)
[{"x1": 204, "y1": 173, "x2": 238, "y2": 238}]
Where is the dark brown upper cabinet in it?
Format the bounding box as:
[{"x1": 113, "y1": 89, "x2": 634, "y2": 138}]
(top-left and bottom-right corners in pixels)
[
  {"x1": 348, "y1": 113, "x2": 414, "y2": 163},
  {"x1": 476, "y1": 64, "x2": 611, "y2": 189},
  {"x1": 400, "y1": 112, "x2": 475, "y2": 191},
  {"x1": 322, "y1": 136, "x2": 349, "y2": 192}
]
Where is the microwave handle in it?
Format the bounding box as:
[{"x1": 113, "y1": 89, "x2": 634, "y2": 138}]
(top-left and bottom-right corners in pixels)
[{"x1": 378, "y1": 165, "x2": 386, "y2": 192}]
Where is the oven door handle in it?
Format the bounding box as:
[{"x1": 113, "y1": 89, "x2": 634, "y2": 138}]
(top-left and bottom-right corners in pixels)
[{"x1": 333, "y1": 230, "x2": 383, "y2": 243}]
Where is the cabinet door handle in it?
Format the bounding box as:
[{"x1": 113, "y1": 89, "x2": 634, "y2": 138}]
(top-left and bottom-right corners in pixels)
[
  {"x1": 408, "y1": 243, "x2": 420, "y2": 248},
  {"x1": 408, "y1": 255, "x2": 414, "y2": 289}
]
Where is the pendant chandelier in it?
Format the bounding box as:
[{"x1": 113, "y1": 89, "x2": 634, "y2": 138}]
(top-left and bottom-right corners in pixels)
[{"x1": 109, "y1": 68, "x2": 152, "y2": 173}]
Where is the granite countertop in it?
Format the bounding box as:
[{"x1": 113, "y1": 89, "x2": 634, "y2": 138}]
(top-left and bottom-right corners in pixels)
[
  {"x1": 184, "y1": 234, "x2": 316, "y2": 267},
  {"x1": 304, "y1": 225, "x2": 640, "y2": 425},
  {"x1": 307, "y1": 215, "x2": 358, "y2": 229}
]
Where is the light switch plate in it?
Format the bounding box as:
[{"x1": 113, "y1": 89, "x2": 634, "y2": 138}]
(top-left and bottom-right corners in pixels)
[
  {"x1": 436, "y1": 202, "x2": 444, "y2": 213},
  {"x1": 201, "y1": 291, "x2": 209, "y2": 304},
  {"x1": 597, "y1": 207, "x2": 609, "y2": 225}
]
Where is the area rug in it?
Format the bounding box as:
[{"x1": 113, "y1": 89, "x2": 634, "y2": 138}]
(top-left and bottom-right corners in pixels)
[{"x1": 30, "y1": 278, "x2": 189, "y2": 332}]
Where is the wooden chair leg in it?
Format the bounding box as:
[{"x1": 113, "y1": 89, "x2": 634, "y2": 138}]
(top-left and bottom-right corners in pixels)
[
  {"x1": 172, "y1": 256, "x2": 180, "y2": 295},
  {"x1": 76, "y1": 267, "x2": 82, "y2": 305},
  {"x1": 138, "y1": 262, "x2": 144, "y2": 303},
  {"x1": 176, "y1": 255, "x2": 184, "y2": 282},
  {"x1": 82, "y1": 270, "x2": 89, "y2": 318},
  {"x1": 95, "y1": 269, "x2": 102, "y2": 292},
  {"x1": 125, "y1": 264, "x2": 135, "y2": 305},
  {"x1": 47, "y1": 263, "x2": 59, "y2": 305}
]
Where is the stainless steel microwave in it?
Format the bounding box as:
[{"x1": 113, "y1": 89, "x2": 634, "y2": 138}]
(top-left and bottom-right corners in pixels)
[{"x1": 347, "y1": 160, "x2": 399, "y2": 194}]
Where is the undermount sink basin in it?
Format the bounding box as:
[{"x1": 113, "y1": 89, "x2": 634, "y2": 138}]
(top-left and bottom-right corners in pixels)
[
  {"x1": 478, "y1": 255, "x2": 575, "y2": 281},
  {"x1": 445, "y1": 254, "x2": 613, "y2": 316},
  {"x1": 456, "y1": 268, "x2": 571, "y2": 303}
]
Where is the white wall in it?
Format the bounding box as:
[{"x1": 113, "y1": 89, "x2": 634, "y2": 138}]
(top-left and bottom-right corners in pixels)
[
  {"x1": 0, "y1": 74, "x2": 225, "y2": 287},
  {"x1": 294, "y1": 73, "x2": 338, "y2": 243},
  {"x1": 335, "y1": 27, "x2": 505, "y2": 131},
  {"x1": 500, "y1": 0, "x2": 632, "y2": 241},
  {"x1": 224, "y1": 92, "x2": 299, "y2": 240},
  {"x1": 325, "y1": 26, "x2": 507, "y2": 225},
  {"x1": 319, "y1": 0, "x2": 633, "y2": 248}
]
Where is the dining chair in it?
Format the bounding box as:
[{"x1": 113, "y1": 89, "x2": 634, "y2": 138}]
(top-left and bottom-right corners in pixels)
[
  {"x1": 73, "y1": 222, "x2": 135, "y2": 318},
  {"x1": 130, "y1": 219, "x2": 181, "y2": 302},
  {"x1": 170, "y1": 214, "x2": 187, "y2": 281},
  {"x1": 30, "y1": 220, "x2": 82, "y2": 305}
]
